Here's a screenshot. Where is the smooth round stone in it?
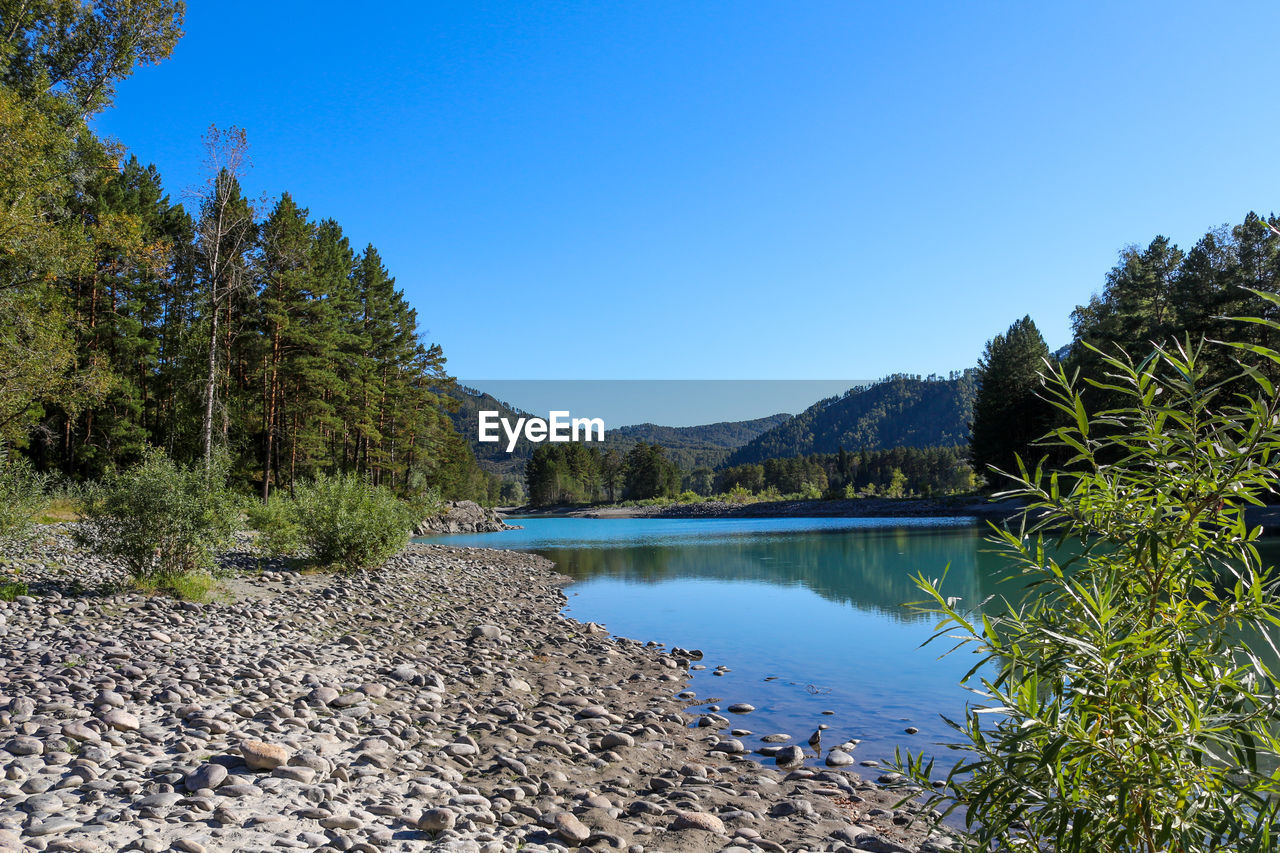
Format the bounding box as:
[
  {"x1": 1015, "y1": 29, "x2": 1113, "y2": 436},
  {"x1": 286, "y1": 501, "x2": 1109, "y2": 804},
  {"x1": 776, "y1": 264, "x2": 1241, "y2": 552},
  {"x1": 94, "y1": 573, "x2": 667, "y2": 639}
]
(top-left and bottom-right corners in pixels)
[
  {"x1": 418, "y1": 808, "x2": 456, "y2": 832},
  {"x1": 774, "y1": 746, "x2": 805, "y2": 768},
  {"x1": 826, "y1": 749, "x2": 855, "y2": 767},
  {"x1": 23, "y1": 793, "x2": 65, "y2": 815},
  {"x1": 727, "y1": 703, "x2": 755, "y2": 713},
  {"x1": 5, "y1": 736, "x2": 42, "y2": 756},
  {"x1": 25, "y1": 818, "x2": 78, "y2": 837},
  {"x1": 601, "y1": 732, "x2": 634, "y2": 750},
  {"x1": 184, "y1": 764, "x2": 228, "y2": 792},
  {"x1": 100, "y1": 710, "x2": 139, "y2": 732}
]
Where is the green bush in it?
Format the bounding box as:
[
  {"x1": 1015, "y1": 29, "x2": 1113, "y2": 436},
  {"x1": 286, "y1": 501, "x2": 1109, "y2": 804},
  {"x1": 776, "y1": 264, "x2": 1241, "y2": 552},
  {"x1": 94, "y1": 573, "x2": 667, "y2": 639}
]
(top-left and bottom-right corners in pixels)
[
  {"x1": 404, "y1": 481, "x2": 445, "y2": 523},
  {"x1": 245, "y1": 491, "x2": 302, "y2": 558},
  {"x1": 76, "y1": 448, "x2": 238, "y2": 579},
  {"x1": 0, "y1": 448, "x2": 48, "y2": 550},
  {"x1": 292, "y1": 473, "x2": 413, "y2": 571},
  {"x1": 895, "y1": 330, "x2": 1280, "y2": 853}
]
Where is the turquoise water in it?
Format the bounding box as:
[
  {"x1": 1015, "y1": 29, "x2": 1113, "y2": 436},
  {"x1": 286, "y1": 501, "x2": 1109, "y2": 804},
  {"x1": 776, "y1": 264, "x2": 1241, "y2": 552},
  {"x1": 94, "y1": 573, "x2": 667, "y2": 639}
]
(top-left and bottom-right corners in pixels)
[{"x1": 417, "y1": 516, "x2": 1026, "y2": 769}]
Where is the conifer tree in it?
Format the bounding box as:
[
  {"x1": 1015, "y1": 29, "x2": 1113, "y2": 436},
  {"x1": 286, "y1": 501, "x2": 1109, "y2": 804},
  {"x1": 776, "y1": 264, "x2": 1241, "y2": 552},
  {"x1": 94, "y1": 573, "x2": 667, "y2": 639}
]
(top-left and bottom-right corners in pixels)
[{"x1": 970, "y1": 316, "x2": 1052, "y2": 487}]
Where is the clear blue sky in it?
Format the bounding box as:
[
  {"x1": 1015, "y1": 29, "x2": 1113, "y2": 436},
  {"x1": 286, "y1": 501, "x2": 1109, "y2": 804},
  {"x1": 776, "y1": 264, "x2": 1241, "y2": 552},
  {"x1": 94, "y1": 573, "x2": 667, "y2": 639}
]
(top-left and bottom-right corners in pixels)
[{"x1": 94, "y1": 1, "x2": 1280, "y2": 381}]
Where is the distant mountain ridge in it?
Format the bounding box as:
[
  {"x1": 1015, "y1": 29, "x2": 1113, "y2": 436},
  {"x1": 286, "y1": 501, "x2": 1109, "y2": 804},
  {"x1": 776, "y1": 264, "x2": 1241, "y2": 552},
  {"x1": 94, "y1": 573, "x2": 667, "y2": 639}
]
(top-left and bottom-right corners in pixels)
[
  {"x1": 446, "y1": 386, "x2": 791, "y2": 476},
  {"x1": 724, "y1": 373, "x2": 977, "y2": 466}
]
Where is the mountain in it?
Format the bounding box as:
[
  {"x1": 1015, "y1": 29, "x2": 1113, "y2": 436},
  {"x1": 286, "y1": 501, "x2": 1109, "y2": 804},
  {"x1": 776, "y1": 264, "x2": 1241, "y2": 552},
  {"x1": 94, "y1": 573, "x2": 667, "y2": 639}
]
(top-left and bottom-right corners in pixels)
[
  {"x1": 446, "y1": 386, "x2": 791, "y2": 477},
  {"x1": 724, "y1": 373, "x2": 978, "y2": 466},
  {"x1": 606, "y1": 415, "x2": 791, "y2": 470},
  {"x1": 445, "y1": 387, "x2": 538, "y2": 479}
]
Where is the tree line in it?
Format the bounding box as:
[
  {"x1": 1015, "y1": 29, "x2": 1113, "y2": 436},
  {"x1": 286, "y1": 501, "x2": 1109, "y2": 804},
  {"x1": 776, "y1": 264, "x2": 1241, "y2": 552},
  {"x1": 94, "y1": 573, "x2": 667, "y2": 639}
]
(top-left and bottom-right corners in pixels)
[
  {"x1": 971, "y1": 212, "x2": 1280, "y2": 486},
  {"x1": 526, "y1": 442, "x2": 975, "y2": 506},
  {"x1": 525, "y1": 443, "x2": 681, "y2": 506},
  {"x1": 0, "y1": 3, "x2": 493, "y2": 504}
]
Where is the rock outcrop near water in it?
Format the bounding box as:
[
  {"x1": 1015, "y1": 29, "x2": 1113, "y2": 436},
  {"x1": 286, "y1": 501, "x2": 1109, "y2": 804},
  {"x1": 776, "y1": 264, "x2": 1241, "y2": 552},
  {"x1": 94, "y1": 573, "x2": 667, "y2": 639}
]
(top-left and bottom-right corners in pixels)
[
  {"x1": 413, "y1": 501, "x2": 516, "y2": 535},
  {"x1": 0, "y1": 528, "x2": 955, "y2": 853}
]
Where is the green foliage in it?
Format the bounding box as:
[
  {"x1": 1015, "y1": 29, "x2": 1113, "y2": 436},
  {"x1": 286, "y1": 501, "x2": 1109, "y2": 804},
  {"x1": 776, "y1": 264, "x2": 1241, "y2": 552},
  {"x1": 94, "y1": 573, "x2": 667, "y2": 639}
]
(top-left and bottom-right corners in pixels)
[
  {"x1": 291, "y1": 473, "x2": 413, "y2": 572},
  {"x1": 1069, "y1": 216, "x2": 1280, "y2": 395},
  {"x1": 719, "y1": 446, "x2": 973, "y2": 499},
  {"x1": 0, "y1": 447, "x2": 48, "y2": 550},
  {"x1": 970, "y1": 315, "x2": 1055, "y2": 487},
  {"x1": 622, "y1": 443, "x2": 680, "y2": 501},
  {"x1": 0, "y1": 0, "x2": 185, "y2": 117},
  {"x1": 0, "y1": 580, "x2": 28, "y2": 601},
  {"x1": 131, "y1": 571, "x2": 219, "y2": 602},
  {"x1": 76, "y1": 449, "x2": 238, "y2": 579},
  {"x1": 244, "y1": 492, "x2": 301, "y2": 558},
  {"x1": 896, "y1": 331, "x2": 1280, "y2": 853}
]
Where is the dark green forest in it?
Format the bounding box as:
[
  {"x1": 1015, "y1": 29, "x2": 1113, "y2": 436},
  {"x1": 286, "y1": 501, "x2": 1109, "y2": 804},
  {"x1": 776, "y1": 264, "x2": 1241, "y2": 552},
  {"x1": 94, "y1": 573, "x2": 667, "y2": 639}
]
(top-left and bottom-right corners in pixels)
[
  {"x1": 973, "y1": 214, "x2": 1280, "y2": 487},
  {"x1": 0, "y1": 3, "x2": 495, "y2": 503}
]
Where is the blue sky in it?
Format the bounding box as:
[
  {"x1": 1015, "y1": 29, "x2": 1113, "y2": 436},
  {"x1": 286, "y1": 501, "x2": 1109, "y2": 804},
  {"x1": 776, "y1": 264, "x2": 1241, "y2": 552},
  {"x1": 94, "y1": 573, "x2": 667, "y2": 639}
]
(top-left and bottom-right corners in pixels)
[{"x1": 95, "y1": 1, "x2": 1280, "y2": 381}]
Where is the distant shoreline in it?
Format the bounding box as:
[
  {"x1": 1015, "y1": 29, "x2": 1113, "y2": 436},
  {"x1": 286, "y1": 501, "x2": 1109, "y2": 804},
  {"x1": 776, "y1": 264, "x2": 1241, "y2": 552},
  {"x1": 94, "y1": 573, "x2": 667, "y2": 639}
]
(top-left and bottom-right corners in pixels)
[
  {"x1": 503, "y1": 497, "x2": 1280, "y2": 534},
  {"x1": 504, "y1": 494, "x2": 1026, "y2": 520}
]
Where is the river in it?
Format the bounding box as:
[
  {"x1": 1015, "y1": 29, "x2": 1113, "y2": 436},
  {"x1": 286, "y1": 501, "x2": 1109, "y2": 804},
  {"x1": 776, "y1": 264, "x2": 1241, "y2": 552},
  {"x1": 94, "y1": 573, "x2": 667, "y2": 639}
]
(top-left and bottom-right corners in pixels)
[{"x1": 415, "y1": 515, "x2": 1039, "y2": 769}]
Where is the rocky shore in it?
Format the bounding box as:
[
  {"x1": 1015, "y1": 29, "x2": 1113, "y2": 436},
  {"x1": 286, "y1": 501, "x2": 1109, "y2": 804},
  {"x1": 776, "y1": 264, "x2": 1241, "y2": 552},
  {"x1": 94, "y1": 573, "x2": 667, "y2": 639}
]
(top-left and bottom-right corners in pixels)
[
  {"x1": 413, "y1": 502, "x2": 518, "y2": 536},
  {"x1": 0, "y1": 528, "x2": 957, "y2": 853}
]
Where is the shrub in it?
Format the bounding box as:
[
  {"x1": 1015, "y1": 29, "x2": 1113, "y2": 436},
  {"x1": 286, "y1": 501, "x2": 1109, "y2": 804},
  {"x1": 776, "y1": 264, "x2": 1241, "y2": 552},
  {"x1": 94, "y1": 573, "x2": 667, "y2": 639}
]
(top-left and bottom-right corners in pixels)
[
  {"x1": 895, "y1": 333, "x2": 1280, "y2": 853},
  {"x1": 245, "y1": 491, "x2": 302, "y2": 558},
  {"x1": 0, "y1": 580, "x2": 28, "y2": 601},
  {"x1": 76, "y1": 448, "x2": 238, "y2": 579},
  {"x1": 0, "y1": 448, "x2": 48, "y2": 550},
  {"x1": 405, "y1": 482, "x2": 445, "y2": 523},
  {"x1": 292, "y1": 473, "x2": 413, "y2": 572}
]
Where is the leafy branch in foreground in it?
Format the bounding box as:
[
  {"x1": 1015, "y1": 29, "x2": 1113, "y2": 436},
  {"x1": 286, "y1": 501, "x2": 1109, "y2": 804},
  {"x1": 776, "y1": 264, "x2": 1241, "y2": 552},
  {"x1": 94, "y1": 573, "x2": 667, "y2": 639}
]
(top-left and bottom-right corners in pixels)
[{"x1": 894, "y1": 327, "x2": 1280, "y2": 853}]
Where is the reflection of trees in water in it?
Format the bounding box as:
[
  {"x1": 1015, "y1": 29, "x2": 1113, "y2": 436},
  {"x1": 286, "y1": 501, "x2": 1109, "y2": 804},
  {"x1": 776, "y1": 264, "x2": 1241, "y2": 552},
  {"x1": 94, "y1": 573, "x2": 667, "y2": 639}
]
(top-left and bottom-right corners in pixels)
[{"x1": 538, "y1": 526, "x2": 1028, "y2": 625}]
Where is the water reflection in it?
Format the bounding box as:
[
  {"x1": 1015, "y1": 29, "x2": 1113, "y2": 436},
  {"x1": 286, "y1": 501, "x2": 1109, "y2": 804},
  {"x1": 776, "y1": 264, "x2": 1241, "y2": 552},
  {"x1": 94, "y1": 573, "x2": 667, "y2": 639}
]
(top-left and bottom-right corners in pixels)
[{"x1": 538, "y1": 524, "x2": 1028, "y2": 623}]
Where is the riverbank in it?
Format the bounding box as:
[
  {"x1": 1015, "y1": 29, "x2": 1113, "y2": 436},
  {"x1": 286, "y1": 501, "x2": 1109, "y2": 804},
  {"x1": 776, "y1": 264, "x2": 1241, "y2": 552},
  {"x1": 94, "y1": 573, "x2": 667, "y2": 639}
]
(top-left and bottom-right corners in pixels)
[
  {"x1": 0, "y1": 527, "x2": 957, "y2": 853},
  {"x1": 510, "y1": 495, "x2": 1023, "y2": 521}
]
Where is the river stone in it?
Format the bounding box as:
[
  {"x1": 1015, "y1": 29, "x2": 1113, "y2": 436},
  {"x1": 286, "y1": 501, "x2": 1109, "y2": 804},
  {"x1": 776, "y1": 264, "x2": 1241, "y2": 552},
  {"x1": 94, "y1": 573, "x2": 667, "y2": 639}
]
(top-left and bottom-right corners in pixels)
[
  {"x1": 671, "y1": 811, "x2": 726, "y2": 834},
  {"x1": 727, "y1": 703, "x2": 755, "y2": 713},
  {"x1": 774, "y1": 745, "x2": 805, "y2": 768},
  {"x1": 185, "y1": 763, "x2": 228, "y2": 791},
  {"x1": 5, "y1": 736, "x2": 42, "y2": 756},
  {"x1": 94, "y1": 689, "x2": 125, "y2": 708},
  {"x1": 601, "y1": 732, "x2": 634, "y2": 749},
  {"x1": 9, "y1": 696, "x2": 35, "y2": 722},
  {"x1": 101, "y1": 709, "x2": 139, "y2": 731},
  {"x1": 61, "y1": 722, "x2": 99, "y2": 743},
  {"x1": 554, "y1": 811, "x2": 591, "y2": 844},
  {"x1": 826, "y1": 749, "x2": 855, "y2": 767},
  {"x1": 240, "y1": 740, "x2": 290, "y2": 770},
  {"x1": 418, "y1": 808, "x2": 456, "y2": 832}
]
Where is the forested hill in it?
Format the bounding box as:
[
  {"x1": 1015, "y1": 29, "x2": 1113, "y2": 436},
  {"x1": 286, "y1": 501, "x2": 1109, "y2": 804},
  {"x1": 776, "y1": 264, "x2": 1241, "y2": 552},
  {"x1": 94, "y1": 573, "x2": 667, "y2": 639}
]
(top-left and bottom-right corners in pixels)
[
  {"x1": 607, "y1": 415, "x2": 791, "y2": 469},
  {"x1": 446, "y1": 388, "x2": 537, "y2": 478},
  {"x1": 724, "y1": 373, "x2": 978, "y2": 466},
  {"x1": 447, "y1": 387, "x2": 789, "y2": 474}
]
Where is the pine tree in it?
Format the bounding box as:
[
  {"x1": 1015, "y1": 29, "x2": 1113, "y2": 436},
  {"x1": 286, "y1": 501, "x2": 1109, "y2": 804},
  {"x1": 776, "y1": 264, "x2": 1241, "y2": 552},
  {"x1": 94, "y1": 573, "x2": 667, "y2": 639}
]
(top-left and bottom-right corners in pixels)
[{"x1": 971, "y1": 316, "x2": 1053, "y2": 488}]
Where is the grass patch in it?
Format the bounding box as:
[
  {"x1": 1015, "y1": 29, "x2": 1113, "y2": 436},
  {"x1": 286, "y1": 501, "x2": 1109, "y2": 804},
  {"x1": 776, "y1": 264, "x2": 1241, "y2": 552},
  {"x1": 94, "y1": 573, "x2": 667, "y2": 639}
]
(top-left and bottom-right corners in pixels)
[
  {"x1": 0, "y1": 580, "x2": 28, "y2": 601},
  {"x1": 130, "y1": 572, "x2": 223, "y2": 602},
  {"x1": 36, "y1": 498, "x2": 81, "y2": 523}
]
